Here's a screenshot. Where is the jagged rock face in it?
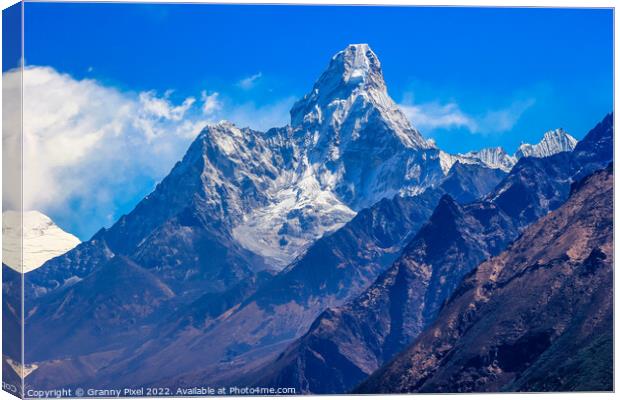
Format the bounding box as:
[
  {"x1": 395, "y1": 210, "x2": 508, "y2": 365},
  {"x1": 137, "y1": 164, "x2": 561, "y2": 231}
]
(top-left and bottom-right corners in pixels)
[
  {"x1": 235, "y1": 44, "x2": 448, "y2": 267},
  {"x1": 516, "y1": 128, "x2": 577, "y2": 159},
  {"x1": 228, "y1": 125, "x2": 357, "y2": 268},
  {"x1": 357, "y1": 165, "x2": 613, "y2": 393},
  {"x1": 232, "y1": 44, "x2": 450, "y2": 266}
]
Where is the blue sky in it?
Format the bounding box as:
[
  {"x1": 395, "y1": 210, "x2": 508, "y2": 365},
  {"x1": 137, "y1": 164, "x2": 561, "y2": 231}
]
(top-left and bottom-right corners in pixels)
[
  {"x1": 2, "y1": 2, "x2": 20, "y2": 72},
  {"x1": 8, "y1": 3, "x2": 615, "y2": 238}
]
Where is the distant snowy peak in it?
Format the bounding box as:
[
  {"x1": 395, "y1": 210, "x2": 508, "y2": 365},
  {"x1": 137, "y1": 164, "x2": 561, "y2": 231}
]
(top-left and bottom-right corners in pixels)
[
  {"x1": 290, "y1": 44, "x2": 431, "y2": 150},
  {"x1": 438, "y1": 152, "x2": 475, "y2": 174},
  {"x1": 2, "y1": 210, "x2": 80, "y2": 273},
  {"x1": 461, "y1": 147, "x2": 517, "y2": 172},
  {"x1": 445, "y1": 128, "x2": 578, "y2": 173},
  {"x1": 438, "y1": 147, "x2": 515, "y2": 174},
  {"x1": 515, "y1": 128, "x2": 577, "y2": 159}
]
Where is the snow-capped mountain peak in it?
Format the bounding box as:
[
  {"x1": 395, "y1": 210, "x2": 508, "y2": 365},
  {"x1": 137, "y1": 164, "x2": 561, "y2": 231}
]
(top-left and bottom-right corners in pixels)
[
  {"x1": 180, "y1": 44, "x2": 448, "y2": 267},
  {"x1": 2, "y1": 210, "x2": 81, "y2": 273},
  {"x1": 290, "y1": 44, "x2": 385, "y2": 127},
  {"x1": 290, "y1": 44, "x2": 430, "y2": 150},
  {"x1": 340, "y1": 44, "x2": 378, "y2": 85},
  {"x1": 323, "y1": 43, "x2": 385, "y2": 93},
  {"x1": 515, "y1": 128, "x2": 577, "y2": 159}
]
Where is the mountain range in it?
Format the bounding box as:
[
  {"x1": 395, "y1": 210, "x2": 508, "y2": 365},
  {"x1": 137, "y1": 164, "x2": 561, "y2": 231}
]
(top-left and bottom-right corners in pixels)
[
  {"x1": 442, "y1": 127, "x2": 577, "y2": 173},
  {"x1": 5, "y1": 44, "x2": 612, "y2": 395}
]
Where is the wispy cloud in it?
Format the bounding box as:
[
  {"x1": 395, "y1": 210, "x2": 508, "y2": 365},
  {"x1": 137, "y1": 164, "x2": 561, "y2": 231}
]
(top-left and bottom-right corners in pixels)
[
  {"x1": 475, "y1": 99, "x2": 536, "y2": 133},
  {"x1": 399, "y1": 102, "x2": 477, "y2": 131},
  {"x1": 3, "y1": 66, "x2": 293, "y2": 238},
  {"x1": 399, "y1": 97, "x2": 535, "y2": 135},
  {"x1": 200, "y1": 90, "x2": 222, "y2": 116},
  {"x1": 237, "y1": 72, "x2": 263, "y2": 90},
  {"x1": 139, "y1": 91, "x2": 196, "y2": 126}
]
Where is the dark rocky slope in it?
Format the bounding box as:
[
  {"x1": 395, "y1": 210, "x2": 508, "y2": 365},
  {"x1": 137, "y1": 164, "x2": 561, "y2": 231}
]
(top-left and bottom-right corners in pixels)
[
  {"x1": 440, "y1": 161, "x2": 506, "y2": 204},
  {"x1": 25, "y1": 257, "x2": 175, "y2": 360},
  {"x1": 357, "y1": 164, "x2": 613, "y2": 393}
]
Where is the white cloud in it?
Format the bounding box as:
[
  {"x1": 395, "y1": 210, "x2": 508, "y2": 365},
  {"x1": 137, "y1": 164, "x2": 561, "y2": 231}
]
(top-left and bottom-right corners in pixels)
[
  {"x1": 399, "y1": 97, "x2": 535, "y2": 135},
  {"x1": 139, "y1": 90, "x2": 195, "y2": 122},
  {"x1": 201, "y1": 90, "x2": 221, "y2": 116},
  {"x1": 237, "y1": 72, "x2": 263, "y2": 90},
  {"x1": 2, "y1": 66, "x2": 208, "y2": 238},
  {"x1": 2, "y1": 66, "x2": 294, "y2": 238},
  {"x1": 399, "y1": 102, "x2": 477, "y2": 131}
]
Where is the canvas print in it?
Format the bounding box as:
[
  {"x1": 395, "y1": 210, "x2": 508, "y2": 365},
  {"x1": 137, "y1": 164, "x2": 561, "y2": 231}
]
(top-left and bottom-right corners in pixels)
[{"x1": 1, "y1": 2, "x2": 614, "y2": 397}]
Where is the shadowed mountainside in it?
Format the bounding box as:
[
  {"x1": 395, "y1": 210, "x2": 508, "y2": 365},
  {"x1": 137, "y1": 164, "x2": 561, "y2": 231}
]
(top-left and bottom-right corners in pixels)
[{"x1": 357, "y1": 164, "x2": 613, "y2": 393}]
